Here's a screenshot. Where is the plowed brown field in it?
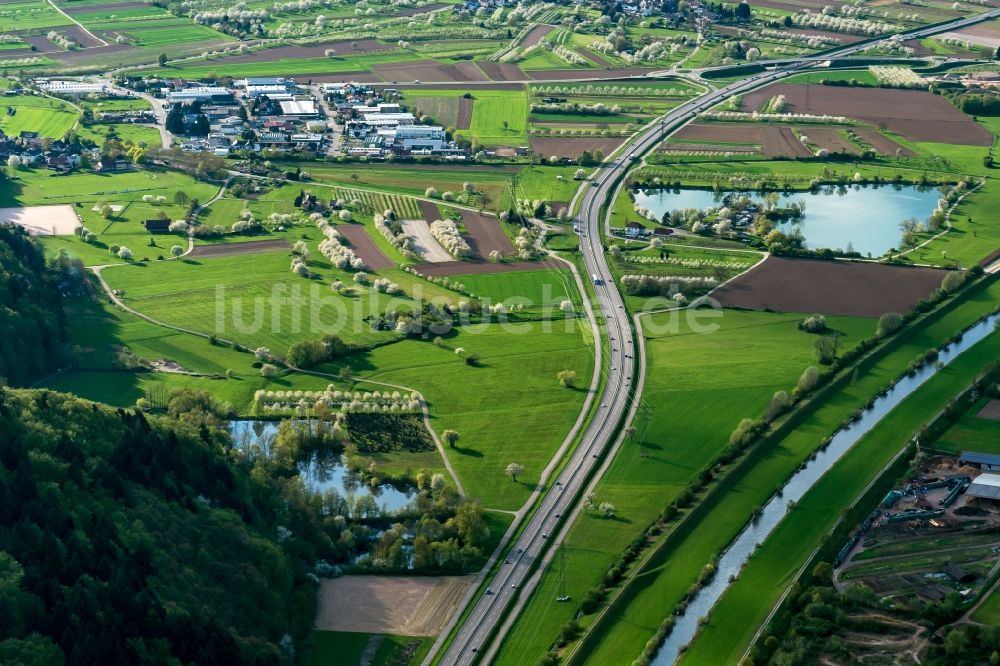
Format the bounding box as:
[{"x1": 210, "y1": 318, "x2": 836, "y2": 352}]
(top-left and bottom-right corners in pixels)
[
  {"x1": 712, "y1": 257, "x2": 946, "y2": 318},
  {"x1": 741, "y1": 84, "x2": 991, "y2": 145}
]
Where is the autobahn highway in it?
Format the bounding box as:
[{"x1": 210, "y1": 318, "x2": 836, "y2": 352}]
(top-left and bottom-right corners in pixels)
[{"x1": 433, "y1": 9, "x2": 1000, "y2": 666}]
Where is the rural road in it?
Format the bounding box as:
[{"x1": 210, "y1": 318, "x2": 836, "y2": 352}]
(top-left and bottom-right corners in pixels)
[
  {"x1": 431, "y1": 8, "x2": 1000, "y2": 666},
  {"x1": 99, "y1": 77, "x2": 175, "y2": 148}
]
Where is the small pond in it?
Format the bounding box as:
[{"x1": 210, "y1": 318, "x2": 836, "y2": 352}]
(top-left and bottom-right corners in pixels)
[
  {"x1": 229, "y1": 420, "x2": 417, "y2": 513},
  {"x1": 633, "y1": 184, "x2": 941, "y2": 256}
]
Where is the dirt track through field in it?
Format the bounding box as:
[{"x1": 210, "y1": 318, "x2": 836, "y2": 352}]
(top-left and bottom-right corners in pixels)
[
  {"x1": 55, "y1": 24, "x2": 103, "y2": 49},
  {"x1": 188, "y1": 239, "x2": 290, "y2": 258},
  {"x1": 575, "y1": 47, "x2": 612, "y2": 67},
  {"x1": 978, "y1": 399, "x2": 1000, "y2": 420},
  {"x1": 315, "y1": 575, "x2": 473, "y2": 636},
  {"x1": 393, "y1": 2, "x2": 448, "y2": 16},
  {"x1": 521, "y1": 24, "x2": 554, "y2": 48},
  {"x1": 456, "y1": 97, "x2": 473, "y2": 129},
  {"x1": 230, "y1": 39, "x2": 393, "y2": 61},
  {"x1": 759, "y1": 126, "x2": 812, "y2": 158},
  {"x1": 798, "y1": 126, "x2": 858, "y2": 155},
  {"x1": 338, "y1": 224, "x2": 395, "y2": 269},
  {"x1": 712, "y1": 257, "x2": 946, "y2": 318},
  {"x1": 477, "y1": 62, "x2": 526, "y2": 81},
  {"x1": 529, "y1": 136, "x2": 625, "y2": 158},
  {"x1": 460, "y1": 209, "x2": 515, "y2": 258},
  {"x1": 417, "y1": 258, "x2": 565, "y2": 277},
  {"x1": 741, "y1": 83, "x2": 992, "y2": 146},
  {"x1": 401, "y1": 219, "x2": 452, "y2": 262},
  {"x1": 420, "y1": 200, "x2": 441, "y2": 223},
  {"x1": 853, "y1": 128, "x2": 915, "y2": 156},
  {"x1": 528, "y1": 66, "x2": 661, "y2": 81}
]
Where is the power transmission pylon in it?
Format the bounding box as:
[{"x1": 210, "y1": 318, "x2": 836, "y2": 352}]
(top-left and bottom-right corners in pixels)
[
  {"x1": 508, "y1": 172, "x2": 521, "y2": 220},
  {"x1": 636, "y1": 399, "x2": 653, "y2": 458},
  {"x1": 556, "y1": 542, "x2": 570, "y2": 602}
]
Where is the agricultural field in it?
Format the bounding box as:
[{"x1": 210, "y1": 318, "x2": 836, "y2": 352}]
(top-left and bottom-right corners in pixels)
[
  {"x1": 10, "y1": 1, "x2": 1000, "y2": 665},
  {"x1": 6, "y1": 168, "x2": 218, "y2": 265},
  {"x1": 301, "y1": 162, "x2": 580, "y2": 212},
  {"x1": 65, "y1": 198, "x2": 595, "y2": 513},
  {"x1": 494, "y1": 308, "x2": 874, "y2": 665},
  {"x1": 501, "y1": 266, "x2": 1000, "y2": 664},
  {"x1": 936, "y1": 397, "x2": 1000, "y2": 456},
  {"x1": 973, "y1": 586, "x2": 1000, "y2": 625},
  {"x1": 309, "y1": 631, "x2": 434, "y2": 666},
  {"x1": 679, "y1": 281, "x2": 1000, "y2": 666},
  {"x1": 42, "y1": 295, "x2": 338, "y2": 410},
  {"x1": 0, "y1": 94, "x2": 78, "y2": 138}
]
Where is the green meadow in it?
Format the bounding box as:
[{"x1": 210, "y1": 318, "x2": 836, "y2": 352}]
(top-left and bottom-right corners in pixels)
[
  {"x1": 453, "y1": 269, "x2": 581, "y2": 307},
  {"x1": 973, "y1": 588, "x2": 1000, "y2": 626},
  {"x1": 493, "y1": 309, "x2": 873, "y2": 665},
  {"x1": 308, "y1": 631, "x2": 434, "y2": 666},
  {"x1": 0, "y1": 95, "x2": 78, "y2": 139},
  {"x1": 331, "y1": 318, "x2": 595, "y2": 509},
  {"x1": 935, "y1": 397, "x2": 1000, "y2": 455},
  {"x1": 576, "y1": 279, "x2": 1000, "y2": 665},
  {"x1": 43, "y1": 297, "x2": 336, "y2": 410},
  {"x1": 682, "y1": 319, "x2": 1000, "y2": 665}
]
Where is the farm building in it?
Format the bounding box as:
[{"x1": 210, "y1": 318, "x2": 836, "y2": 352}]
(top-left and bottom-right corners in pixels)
[
  {"x1": 966, "y1": 473, "x2": 1000, "y2": 505},
  {"x1": 96, "y1": 157, "x2": 130, "y2": 172},
  {"x1": 625, "y1": 221, "x2": 647, "y2": 238},
  {"x1": 959, "y1": 451, "x2": 1000, "y2": 471}
]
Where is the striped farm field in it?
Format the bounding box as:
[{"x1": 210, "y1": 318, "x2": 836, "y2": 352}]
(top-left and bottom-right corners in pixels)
[{"x1": 329, "y1": 186, "x2": 424, "y2": 219}]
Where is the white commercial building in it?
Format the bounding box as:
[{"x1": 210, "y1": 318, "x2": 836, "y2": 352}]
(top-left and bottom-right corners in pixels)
[
  {"x1": 362, "y1": 112, "x2": 415, "y2": 127},
  {"x1": 167, "y1": 86, "x2": 231, "y2": 103},
  {"x1": 38, "y1": 80, "x2": 106, "y2": 95},
  {"x1": 246, "y1": 84, "x2": 292, "y2": 98},
  {"x1": 378, "y1": 125, "x2": 446, "y2": 151},
  {"x1": 279, "y1": 99, "x2": 319, "y2": 117}
]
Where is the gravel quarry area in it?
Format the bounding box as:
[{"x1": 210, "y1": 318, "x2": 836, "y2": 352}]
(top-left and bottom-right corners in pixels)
[
  {"x1": 1, "y1": 205, "x2": 81, "y2": 236},
  {"x1": 401, "y1": 219, "x2": 453, "y2": 262}
]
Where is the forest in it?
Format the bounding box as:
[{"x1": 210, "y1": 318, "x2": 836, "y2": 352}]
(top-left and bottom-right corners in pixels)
[
  {"x1": 0, "y1": 387, "x2": 321, "y2": 665},
  {"x1": 0, "y1": 224, "x2": 76, "y2": 387}
]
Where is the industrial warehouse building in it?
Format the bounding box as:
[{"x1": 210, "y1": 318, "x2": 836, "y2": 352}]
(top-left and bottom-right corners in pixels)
[
  {"x1": 959, "y1": 451, "x2": 1000, "y2": 471},
  {"x1": 966, "y1": 473, "x2": 1000, "y2": 505}
]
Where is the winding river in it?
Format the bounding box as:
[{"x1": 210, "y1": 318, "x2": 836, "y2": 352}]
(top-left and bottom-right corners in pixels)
[{"x1": 651, "y1": 308, "x2": 1000, "y2": 665}]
